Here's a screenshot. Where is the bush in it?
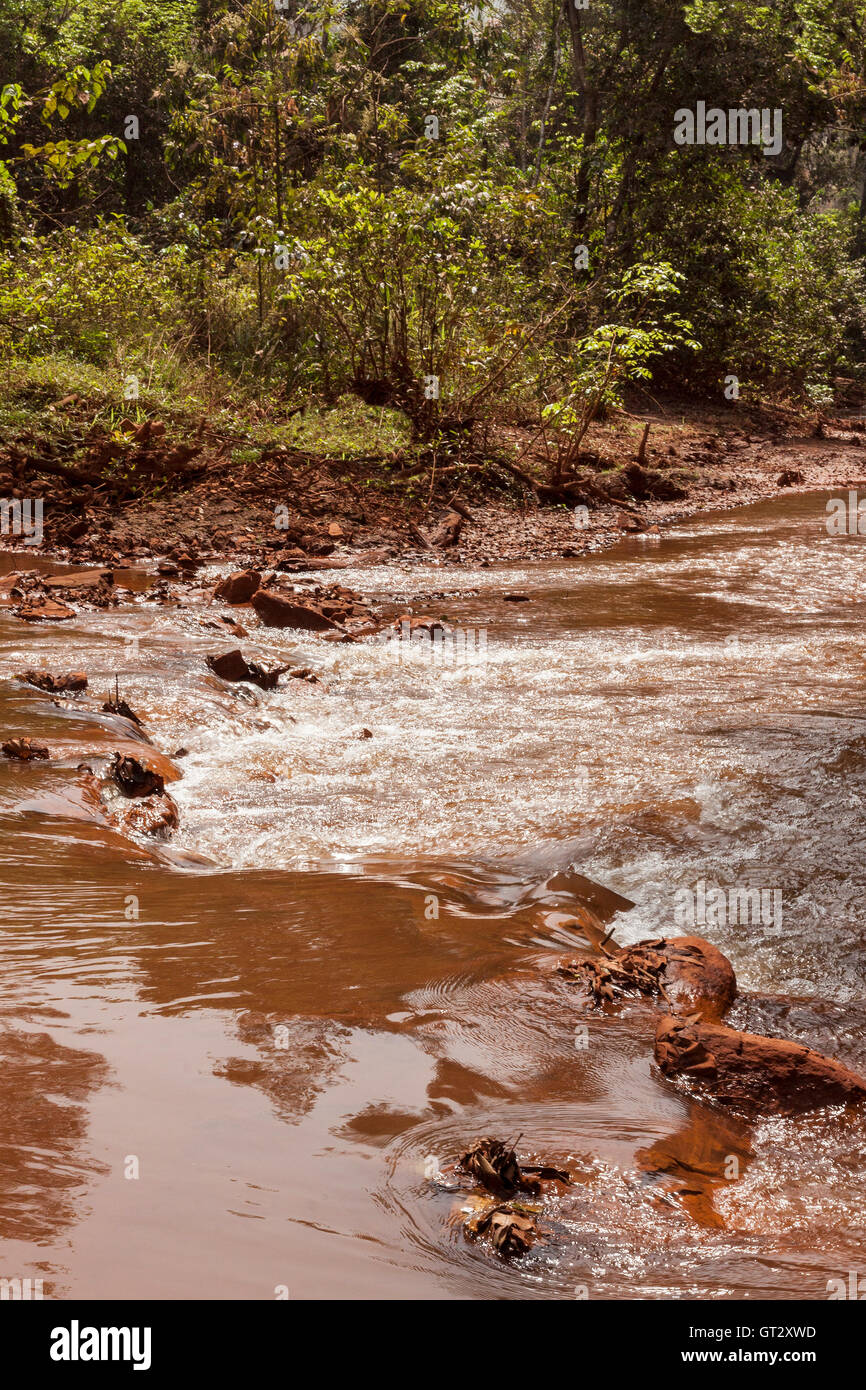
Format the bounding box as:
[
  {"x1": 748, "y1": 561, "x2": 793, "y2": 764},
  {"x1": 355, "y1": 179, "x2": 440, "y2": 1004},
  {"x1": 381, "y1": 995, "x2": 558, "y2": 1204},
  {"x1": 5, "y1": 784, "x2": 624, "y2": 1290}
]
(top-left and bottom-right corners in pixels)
[{"x1": 0, "y1": 220, "x2": 183, "y2": 363}]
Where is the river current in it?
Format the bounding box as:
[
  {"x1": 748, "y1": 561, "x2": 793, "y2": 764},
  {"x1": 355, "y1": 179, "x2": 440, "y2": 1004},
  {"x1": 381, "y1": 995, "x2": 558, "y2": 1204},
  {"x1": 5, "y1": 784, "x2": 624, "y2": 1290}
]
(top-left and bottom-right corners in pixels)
[{"x1": 1, "y1": 490, "x2": 864, "y2": 1299}]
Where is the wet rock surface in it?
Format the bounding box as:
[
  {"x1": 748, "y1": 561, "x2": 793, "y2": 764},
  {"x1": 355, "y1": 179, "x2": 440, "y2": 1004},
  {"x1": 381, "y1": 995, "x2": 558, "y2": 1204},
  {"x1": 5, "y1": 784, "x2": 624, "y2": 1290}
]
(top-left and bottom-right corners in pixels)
[
  {"x1": 628, "y1": 936, "x2": 738, "y2": 1020},
  {"x1": 106, "y1": 753, "x2": 180, "y2": 841},
  {"x1": 214, "y1": 569, "x2": 261, "y2": 604},
  {"x1": 110, "y1": 754, "x2": 166, "y2": 798},
  {"x1": 654, "y1": 1014, "x2": 866, "y2": 1116},
  {"x1": 558, "y1": 932, "x2": 866, "y2": 1118},
  {"x1": 17, "y1": 669, "x2": 88, "y2": 693},
  {"x1": 558, "y1": 934, "x2": 737, "y2": 1020},
  {"x1": 2, "y1": 737, "x2": 51, "y2": 760},
  {"x1": 251, "y1": 589, "x2": 341, "y2": 632},
  {"x1": 13, "y1": 593, "x2": 76, "y2": 622},
  {"x1": 206, "y1": 648, "x2": 290, "y2": 690},
  {"x1": 114, "y1": 792, "x2": 180, "y2": 840}
]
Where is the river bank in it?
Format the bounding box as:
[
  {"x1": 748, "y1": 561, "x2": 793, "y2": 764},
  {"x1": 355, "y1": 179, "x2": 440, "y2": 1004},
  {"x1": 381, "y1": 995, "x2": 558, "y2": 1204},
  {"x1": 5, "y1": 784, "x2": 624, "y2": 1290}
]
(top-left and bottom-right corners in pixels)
[{"x1": 4, "y1": 393, "x2": 866, "y2": 574}]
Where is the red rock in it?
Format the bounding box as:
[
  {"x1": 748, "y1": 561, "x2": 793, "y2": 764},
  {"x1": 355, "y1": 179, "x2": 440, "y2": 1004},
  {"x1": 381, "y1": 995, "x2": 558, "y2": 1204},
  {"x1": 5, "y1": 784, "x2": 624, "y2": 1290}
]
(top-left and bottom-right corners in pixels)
[
  {"x1": 111, "y1": 754, "x2": 165, "y2": 798},
  {"x1": 44, "y1": 569, "x2": 112, "y2": 589},
  {"x1": 115, "y1": 791, "x2": 179, "y2": 839},
  {"x1": 278, "y1": 556, "x2": 353, "y2": 572},
  {"x1": 206, "y1": 649, "x2": 288, "y2": 689},
  {"x1": 206, "y1": 649, "x2": 250, "y2": 682},
  {"x1": 214, "y1": 569, "x2": 261, "y2": 604},
  {"x1": 327, "y1": 522, "x2": 344, "y2": 537},
  {"x1": 429, "y1": 511, "x2": 463, "y2": 547},
  {"x1": 133, "y1": 420, "x2": 166, "y2": 443},
  {"x1": 621, "y1": 936, "x2": 737, "y2": 1020},
  {"x1": 654, "y1": 1015, "x2": 866, "y2": 1115},
  {"x1": 251, "y1": 590, "x2": 340, "y2": 632},
  {"x1": 18, "y1": 670, "x2": 88, "y2": 693},
  {"x1": 102, "y1": 698, "x2": 143, "y2": 727},
  {"x1": 559, "y1": 935, "x2": 737, "y2": 1019},
  {"x1": 13, "y1": 595, "x2": 75, "y2": 622},
  {"x1": 2, "y1": 738, "x2": 50, "y2": 761},
  {"x1": 55, "y1": 518, "x2": 88, "y2": 544},
  {"x1": 391, "y1": 614, "x2": 452, "y2": 638}
]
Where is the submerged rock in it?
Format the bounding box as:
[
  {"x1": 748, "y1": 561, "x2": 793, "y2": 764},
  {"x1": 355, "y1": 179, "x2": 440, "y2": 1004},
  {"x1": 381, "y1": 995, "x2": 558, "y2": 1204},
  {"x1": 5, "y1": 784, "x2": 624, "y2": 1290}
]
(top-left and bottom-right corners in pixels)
[
  {"x1": 390, "y1": 614, "x2": 452, "y2": 639},
  {"x1": 2, "y1": 737, "x2": 50, "y2": 761},
  {"x1": 114, "y1": 793, "x2": 179, "y2": 840},
  {"x1": 110, "y1": 754, "x2": 165, "y2": 798},
  {"x1": 654, "y1": 1014, "x2": 866, "y2": 1115},
  {"x1": 17, "y1": 670, "x2": 88, "y2": 693},
  {"x1": 108, "y1": 753, "x2": 179, "y2": 839}
]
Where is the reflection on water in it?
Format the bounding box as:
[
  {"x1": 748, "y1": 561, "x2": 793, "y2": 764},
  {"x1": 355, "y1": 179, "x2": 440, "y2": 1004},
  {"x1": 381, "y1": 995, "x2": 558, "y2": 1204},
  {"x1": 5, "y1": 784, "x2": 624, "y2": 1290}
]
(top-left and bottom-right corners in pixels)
[{"x1": 1, "y1": 491, "x2": 865, "y2": 1298}]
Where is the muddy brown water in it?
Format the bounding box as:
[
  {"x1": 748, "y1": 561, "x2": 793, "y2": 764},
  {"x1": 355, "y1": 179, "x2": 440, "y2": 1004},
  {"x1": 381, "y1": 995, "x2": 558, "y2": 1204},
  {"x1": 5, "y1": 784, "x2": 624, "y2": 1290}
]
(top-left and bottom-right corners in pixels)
[{"x1": 1, "y1": 490, "x2": 865, "y2": 1300}]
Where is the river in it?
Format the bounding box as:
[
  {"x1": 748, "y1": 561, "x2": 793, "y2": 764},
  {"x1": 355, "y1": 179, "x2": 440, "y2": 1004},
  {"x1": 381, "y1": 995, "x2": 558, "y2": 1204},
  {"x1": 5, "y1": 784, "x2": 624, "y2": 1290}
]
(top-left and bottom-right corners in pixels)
[{"x1": 1, "y1": 489, "x2": 864, "y2": 1299}]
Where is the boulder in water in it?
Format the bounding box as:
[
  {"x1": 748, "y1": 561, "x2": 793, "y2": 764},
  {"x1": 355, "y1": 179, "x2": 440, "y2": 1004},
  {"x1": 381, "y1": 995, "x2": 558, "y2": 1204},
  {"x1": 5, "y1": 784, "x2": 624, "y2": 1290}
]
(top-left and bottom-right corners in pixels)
[
  {"x1": 214, "y1": 569, "x2": 261, "y2": 604},
  {"x1": 558, "y1": 935, "x2": 737, "y2": 1020},
  {"x1": 17, "y1": 670, "x2": 88, "y2": 693},
  {"x1": 110, "y1": 754, "x2": 165, "y2": 798},
  {"x1": 654, "y1": 1014, "x2": 866, "y2": 1115},
  {"x1": 2, "y1": 737, "x2": 50, "y2": 761},
  {"x1": 206, "y1": 648, "x2": 290, "y2": 689},
  {"x1": 251, "y1": 590, "x2": 340, "y2": 632}
]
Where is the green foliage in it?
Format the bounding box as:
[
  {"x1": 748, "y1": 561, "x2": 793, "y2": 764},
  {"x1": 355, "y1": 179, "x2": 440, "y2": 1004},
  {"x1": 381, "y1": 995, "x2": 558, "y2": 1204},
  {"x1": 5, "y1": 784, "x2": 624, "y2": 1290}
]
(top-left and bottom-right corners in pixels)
[
  {"x1": 274, "y1": 141, "x2": 565, "y2": 431},
  {"x1": 0, "y1": 222, "x2": 183, "y2": 363},
  {"x1": 2, "y1": 0, "x2": 866, "y2": 455},
  {"x1": 542, "y1": 263, "x2": 700, "y2": 473},
  {"x1": 1, "y1": 63, "x2": 124, "y2": 194},
  {"x1": 635, "y1": 161, "x2": 866, "y2": 388}
]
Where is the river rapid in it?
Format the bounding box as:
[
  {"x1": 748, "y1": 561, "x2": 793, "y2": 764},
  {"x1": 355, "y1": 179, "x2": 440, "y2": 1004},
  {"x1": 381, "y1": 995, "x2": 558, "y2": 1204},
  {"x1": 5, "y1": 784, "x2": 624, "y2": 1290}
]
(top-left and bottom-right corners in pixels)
[{"x1": 1, "y1": 489, "x2": 864, "y2": 1300}]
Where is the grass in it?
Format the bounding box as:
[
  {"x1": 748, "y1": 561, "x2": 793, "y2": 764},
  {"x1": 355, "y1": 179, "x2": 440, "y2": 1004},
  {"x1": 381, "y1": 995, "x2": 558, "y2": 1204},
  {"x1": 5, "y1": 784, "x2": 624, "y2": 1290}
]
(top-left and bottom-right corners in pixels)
[{"x1": 0, "y1": 353, "x2": 414, "y2": 462}]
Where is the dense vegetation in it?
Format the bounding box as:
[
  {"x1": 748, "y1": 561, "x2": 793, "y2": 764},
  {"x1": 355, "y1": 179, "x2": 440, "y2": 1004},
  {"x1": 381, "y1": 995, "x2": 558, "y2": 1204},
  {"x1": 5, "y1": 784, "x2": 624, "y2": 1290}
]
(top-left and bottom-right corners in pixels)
[{"x1": 2, "y1": 0, "x2": 866, "y2": 453}]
